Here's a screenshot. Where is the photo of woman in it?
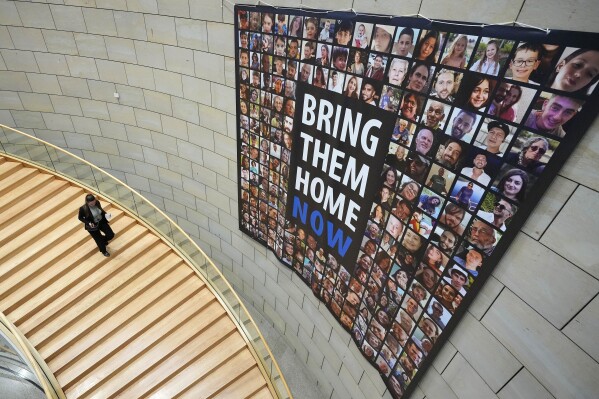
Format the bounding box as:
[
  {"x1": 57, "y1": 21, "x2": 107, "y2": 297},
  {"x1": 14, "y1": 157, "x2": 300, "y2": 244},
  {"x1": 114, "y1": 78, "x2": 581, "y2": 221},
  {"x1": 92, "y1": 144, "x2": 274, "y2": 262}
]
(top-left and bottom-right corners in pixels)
[
  {"x1": 454, "y1": 74, "x2": 496, "y2": 111},
  {"x1": 547, "y1": 48, "x2": 599, "y2": 95},
  {"x1": 413, "y1": 30, "x2": 440, "y2": 63}
]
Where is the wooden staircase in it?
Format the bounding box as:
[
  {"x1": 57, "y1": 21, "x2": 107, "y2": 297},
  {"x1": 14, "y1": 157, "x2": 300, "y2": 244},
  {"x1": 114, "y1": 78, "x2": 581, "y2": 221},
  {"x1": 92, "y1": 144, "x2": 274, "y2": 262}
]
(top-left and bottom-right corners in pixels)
[{"x1": 0, "y1": 155, "x2": 276, "y2": 399}]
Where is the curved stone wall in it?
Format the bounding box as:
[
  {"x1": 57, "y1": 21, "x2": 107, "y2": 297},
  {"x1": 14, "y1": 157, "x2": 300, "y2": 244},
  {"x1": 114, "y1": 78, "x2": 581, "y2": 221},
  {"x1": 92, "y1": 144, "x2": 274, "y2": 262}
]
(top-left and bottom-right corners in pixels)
[{"x1": 1, "y1": 1, "x2": 598, "y2": 398}]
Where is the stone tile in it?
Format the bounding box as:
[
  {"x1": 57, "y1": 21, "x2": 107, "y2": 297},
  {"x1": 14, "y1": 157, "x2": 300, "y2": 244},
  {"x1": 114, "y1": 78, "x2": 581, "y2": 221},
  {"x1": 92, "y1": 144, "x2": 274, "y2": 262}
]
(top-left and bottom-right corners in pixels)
[
  {"x1": 97, "y1": 0, "x2": 128, "y2": 11},
  {"x1": 35, "y1": 53, "x2": 70, "y2": 76},
  {"x1": 125, "y1": 125, "x2": 152, "y2": 146},
  {"x1": 482, "y1": 289, "x2": 599, "y2": 399},
  {"x1": 432, "y1": 339, "x2": 456, "y2": 373},
  {"x1": 223, "y1": 56, "x2": 235, "y2": 87},
  {"x1": 450, "y1": 312, "x2": 521, "y2": 391},
  {"x1": 198, "y1": 104, "x2": 226, "y2": 132},
  {"x1": 171, "y1": 96, "x2": 198, "y2": 125},
  {"x1": 442, "y1": 352, "x2": 498, "y2": 399},
  {"x1": 1, "y1": 49, "x2": 39, "y2": 73},
  {"x1": 157, "y1": 0, "x2": 189, "y2": 18},
  {"x1": 57, "y1": 76, "x2": 91, "y2": 98},
  {"x1": 82, "y1": 8, "x2": 117, "y2": 37},
  {"x1": 418, "y1": 365, "x2": 459, "y2": 399},
  {"x1": 154, "y1": 69, "x2": 182, "y2": 97},
  {"x1": 151, "y1": 131, "x2": 178, "y2": 155},
  {"x1": 88, "y1": 80, "x2": 118, "y2": 103},
  {"x1": 7, "y1": 27, "x2": 46, "y2": 51},
  {"x1": 50, "y1": 4, "x2": 86, "y2": 33},
  {"x1": 494, "y1": 233, "x2": 599, "y2": 328},
  {"x1": 15, "y1": 2, "x2": 55, "y2": 29},
  {"x1": 144, "y1": 14, "x2": 177, "y2": 45},
  {"x1": 126, "y1": 0, "x2": 158, "y2": 14},
  {"x1": 133, "y1": 40, "x2": 165, "y2": 69},
  {"x1": 0, "y1": 26, "x2": 14, "y2": 49},
  {"x1": 175, "y1": 18, "x2": 207, "y2": 51},
  {"x1": 210, "y1": 82, "x2": 235, "y2": 115},
  {"x1": 11, "y1": 110, "x2": 45, "y2": 129},
  {"x1": 114, "y1": 10, "x2": 147, "y2": 40},
  {"x1": 114, "y1": 84, "x2": 145, "y2": 108},
  {"x1": 64, "y1": 132, "x2": 94, "y2": 150},
  {"x1": 189, "y1": 0, "x2": 222, "y2": 22},
  {"x1": 0, "y1": 110, "x2": 15, "y2": 127},
  {"x1": 181, "y1": 75, "x2": 211, "y2": 105},
  {"x1": 42, "y1": 30, "x2": 78, "y2": 55},
  {"x1": 206, "y1": 22, "x2": 234, "y2": 57},
  {"x1": 164, "y1": 45, "x2": 194, "y2": 75},
  {"x1": 80, "y1": 99, "x2": 110, "y2": 120},
  {"x1": 518, "y1": 0, "x2": 599, "y2": 32},
  {"x1": 498, "y1": 368, "x2": 553, "y2": 399},
  {"x1": 353, "y1": 0, "x2": 420, "y2": 15},
  {"x1": 143, "y1": 89, "x2": 171, "y2": 114},
  {"x1": 541, "y1": 186, "x2": 599, "y2": 279},
  {"x1": 49, "y1": 96, "x2": 82, "y2": 116},
  {"x1": 0, "y1": 71, "x2": 31, "y2": 91},
  {"x1": 134, "y1": 108, "x2": 162, "y2": 131},
  {"x1": 65, "y1": 1, "x2": 97, "y2": 7},
  {"x1": 91, "y1": 136, "x2": 119, "y2": 155},
  {"x1": 104, "y1": 37, "x2": 137, "y2": 63},
  {"x1": 160, "y1": 115, "x2": 187, "y2": 140},
  {"x1": 65, "y1": 55, "x2": 100, "y2": 79},
  {"x1": 0, "y1": 91, "x2": 23, "y2": 110},
  {"x1": 563, "y1": 295, "x2": 599, "y2": 363},
  {"x1": 0, "y1": 1, "x2": 21, "y2": 26},
  {"x1": 19, "y1": 93, "x2": 54, "y2": 112},
  {"x1": 27, "y1": 73, "x2": 61, "y2": 95},
  {"x1": 107, "y1": 103, "x2": 136, "y2": 125},
  {"x1": 560, "y1": 117, "x2": 599, "y2": 191},
  {"x1": 420, "y1": 0, "x2": 523, "y2": 23},
  {"x1": 522, "y1": 176, "x2": 577, "y2": 239},
  {"x1": 117, "y1": 141, "x2": 144, "y2": 161},
  {"x1": 99, "y1": 120, "x2": 128, "y2": 141},
  {"x1": 124, "y1": 64, "x2": 155, "y2": 90},
  {"x1": 469, "y1": 275, "x2": 504, "y2": 320},
  {"x1": 42, "y1": 113, "x2": 74, "y2": 131},
  {"x1": 71, "y1": 116, "x2": 102, "y2": 136},
  {"x1": 166, "y1": 153, "x2": 191, "y2": 178},
  {"x1": 74, "y1": 33, "x2": 108, "y2": 59},
  {"x1": 96, "y1": 59, "x2": 128, "y2": 84},
  {"x1": 35, "y1": 129, "x2": 67, "y2": 148}
]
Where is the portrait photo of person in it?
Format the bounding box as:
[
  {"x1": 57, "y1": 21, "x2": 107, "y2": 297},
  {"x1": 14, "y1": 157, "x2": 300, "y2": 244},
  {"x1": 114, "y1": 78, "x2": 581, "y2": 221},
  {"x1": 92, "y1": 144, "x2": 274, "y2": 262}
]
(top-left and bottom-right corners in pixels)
[
  {"x1": 477, "y1": 192, "x2": 518, "y2": 232},
  {"x1": 469, "y1": 37, "x2": 509, "y2": 76},
  {"x1": 392, "y1": 118, "x2": 415, "y2": 145},
  {"x1": 546, "y1": 47, "x2": 599, "y2": 95},
  {"x1": 398, "y1": 175, "x2": 422, "y2": 204},
  {"x1": 419, "y1": 187, "x2": 444, "y2": 218},
  {"x1": 386, "y1": 58, "x2": 410, "y2": 87},
  {"x1": 379, "y1": 85, "x2": 402, "y2": 112},
  {"x1": 466, "y1": 217, "x2": 502, "y2": 256},
  {"x1": 451, "y1": 177, "x2": 485, "y2": 211},
  {"x1": 454, "y1": 73, "x2": 497, "y2": 111},
  {"x1": 273, "y1": 35, "x2": 286, "y2": 57},
  {"x1": 423, "y1": 99, "x2": 449, "y2": 131},
  {"x1": 262, "y1": 33, "x2": 274, "y2": 54},
  {"x1": 248, "y1": 11, "x2": 261, "y2": 32},
  {"x1": 404, "y1": 152, "x2": 430, "y2": 183},
  {"x1": 442, "y1": 265, "x2": 469, "y2": 296},
  {"x1": 441, "y1": 33, "x2": 477, "y2": 69},
  {"x1": 332, "y1": 46, "x2": 349, "y2": 72},
  {"x1": 414, "y1": 30, "x2": 441, "y2": 63},
  {"x1": 288, "y1": 15, "x2": 303, "y2": 37},
  {"x1": 412, "y1": 127, "x2": 435, "y2": 157},
  {"x1": 474, "y1": 119, "x2": 513, "y2": 156},
  {"x1": 460, "y1": 147, "x2": 501, "y2": 187},
  {"x1": 328, "y1": 70, "x2": 345, "y2": 93},
  {"x1": 286, "y1": 59, "x2": 298, "y2": 80},
  {"x1": 444, "y1": 107, "x2": 479, "y2": 144},
  {"x1": 287, "y1": 38, "x2": 300, "y2": 60},
  {"x1": 371, "y1": 24, "x2": 395, "y2": 53},
  {"x1": 318, "y1": 18, "x2": 335, "y2": 42},
  {"x1": 430, "y1": 69, "x2": 462, "y2": 104},
  {"x1": 435, "y1": 138, "x2": 466, "y2": 170},
  {"x1": 361, "y1": 79, "x2": 381, "y2": 106},
  {"x1": 365, "y1": 53, "x2": 388, "y2": 81},
  {"x1": 299, "y1": 62, "x2": 313, "y2": 83},
  {"x1": 303, "y1": 16, "x2": 318, "y2": 40},
  {"x1": 426, "y1": 164, "x2": 456, "y2": 195},
  {"x1": 353, "y1": 22, "x2": 373, "y2": 49},
  {"x1": 393, "y1": 27, "x2": 419, "y2": 57},
  {"x1": 405, "y1": 61, "x2": 433, "y2": 94},
  {"x1": 301, "y1": 40, "x2": 316, "y2": 62},
  {"x1": 334, "y1": 19, "x2": 353, "y2": 45},
  {"x1": 524, "y1": 91, "x2": 584, "y2": 138},
  {"x1": 506, "y1": 131, "x2": 558, "y2": 175},
  {"x1": 312, "y1": 66, "x2": 328, "y2": 89},
  {"x1": 261, "y1": 13, "x2": 274, "y2": 33},
  {"x1": 398, "y1": 92, "x2": 422, "y2": 122},
  {"x1": 347, "y1": 49, "x2": 366, "y2": 76},
  {"x1": 504, "y1": 42, "x2": 543, "y2": 84},
  {"x1": 386, "y1": 142, "x2": 408, "y2": 171},
  {"x1": 316, "y1": 43, "x2": 331, "y2": 67},
  {"x1": 491, "y1": 165, "x2": 535, "y2": 204}
]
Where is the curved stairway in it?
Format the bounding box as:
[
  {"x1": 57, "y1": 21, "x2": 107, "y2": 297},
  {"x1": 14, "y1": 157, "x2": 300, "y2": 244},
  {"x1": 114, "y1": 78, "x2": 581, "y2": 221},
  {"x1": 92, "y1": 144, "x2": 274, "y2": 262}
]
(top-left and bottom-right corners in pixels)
[{"x1": 0, "y1": 154, "x2": 276, "y2": 399}]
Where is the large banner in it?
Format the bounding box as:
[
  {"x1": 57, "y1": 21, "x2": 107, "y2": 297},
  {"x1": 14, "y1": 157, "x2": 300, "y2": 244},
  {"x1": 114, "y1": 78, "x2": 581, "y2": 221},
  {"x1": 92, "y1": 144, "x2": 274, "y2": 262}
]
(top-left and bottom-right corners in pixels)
[{"x1": 235, "y1": 6, "x2": 599, "y2": 398}]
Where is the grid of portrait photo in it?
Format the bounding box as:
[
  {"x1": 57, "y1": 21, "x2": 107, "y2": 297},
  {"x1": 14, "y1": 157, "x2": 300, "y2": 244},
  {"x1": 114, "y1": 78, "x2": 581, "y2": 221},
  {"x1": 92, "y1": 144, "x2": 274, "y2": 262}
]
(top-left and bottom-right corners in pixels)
[{"x1": 236, "y1": 8, "x2": 598, "y2": 399}]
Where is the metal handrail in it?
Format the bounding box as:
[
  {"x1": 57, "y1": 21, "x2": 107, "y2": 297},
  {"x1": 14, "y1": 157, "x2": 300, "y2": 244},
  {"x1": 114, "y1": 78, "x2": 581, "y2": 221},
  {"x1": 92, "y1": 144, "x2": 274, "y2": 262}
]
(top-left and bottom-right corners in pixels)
[
  {"x1": 0, "y1": 313, "x2": 64, "y2": 398},
  {"x1": 0, "y1": 124, "x2": 292, "y2": 399}
]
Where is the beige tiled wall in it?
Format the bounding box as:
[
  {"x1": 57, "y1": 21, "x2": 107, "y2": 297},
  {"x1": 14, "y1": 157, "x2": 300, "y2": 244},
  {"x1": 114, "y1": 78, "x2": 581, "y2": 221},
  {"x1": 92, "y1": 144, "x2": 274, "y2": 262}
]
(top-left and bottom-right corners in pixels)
[{"x1": 1, "y1": 1, "x2": 598, "y2": 398}]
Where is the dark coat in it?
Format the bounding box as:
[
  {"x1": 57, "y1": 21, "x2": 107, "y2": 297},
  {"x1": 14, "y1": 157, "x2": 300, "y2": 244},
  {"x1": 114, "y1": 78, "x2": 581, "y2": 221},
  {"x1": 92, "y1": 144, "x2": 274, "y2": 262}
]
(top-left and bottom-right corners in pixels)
[{"x1": 78, "y1": 200, "x2": 108, "y2": 231}]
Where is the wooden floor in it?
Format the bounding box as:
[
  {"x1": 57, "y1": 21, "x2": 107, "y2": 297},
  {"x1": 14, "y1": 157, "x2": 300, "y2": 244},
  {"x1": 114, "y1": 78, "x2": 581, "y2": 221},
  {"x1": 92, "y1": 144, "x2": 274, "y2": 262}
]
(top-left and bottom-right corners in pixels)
[{"x1": 0, "y1": 155, "x2": 275, "y2": 399}]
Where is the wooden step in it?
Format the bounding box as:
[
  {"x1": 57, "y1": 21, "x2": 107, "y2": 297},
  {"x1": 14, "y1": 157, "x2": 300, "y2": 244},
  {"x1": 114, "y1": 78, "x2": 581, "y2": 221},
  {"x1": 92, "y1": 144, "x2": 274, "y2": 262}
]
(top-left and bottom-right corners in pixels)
[
  {"x1": 0, "y1": 172, "x2": 54, "y2": 213},
  {"x1": 0, "y1": 165, "x2": 38, "y2": 196},
  {"x1": 0, "y1": 161, "x2": 24, "y2": 180},
  {"x1": 62, "y1": 282, "x2": 218, "y2": 396},
  {"x1": 212, "y1": 366, "x2": 267, "y2": 399}
]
